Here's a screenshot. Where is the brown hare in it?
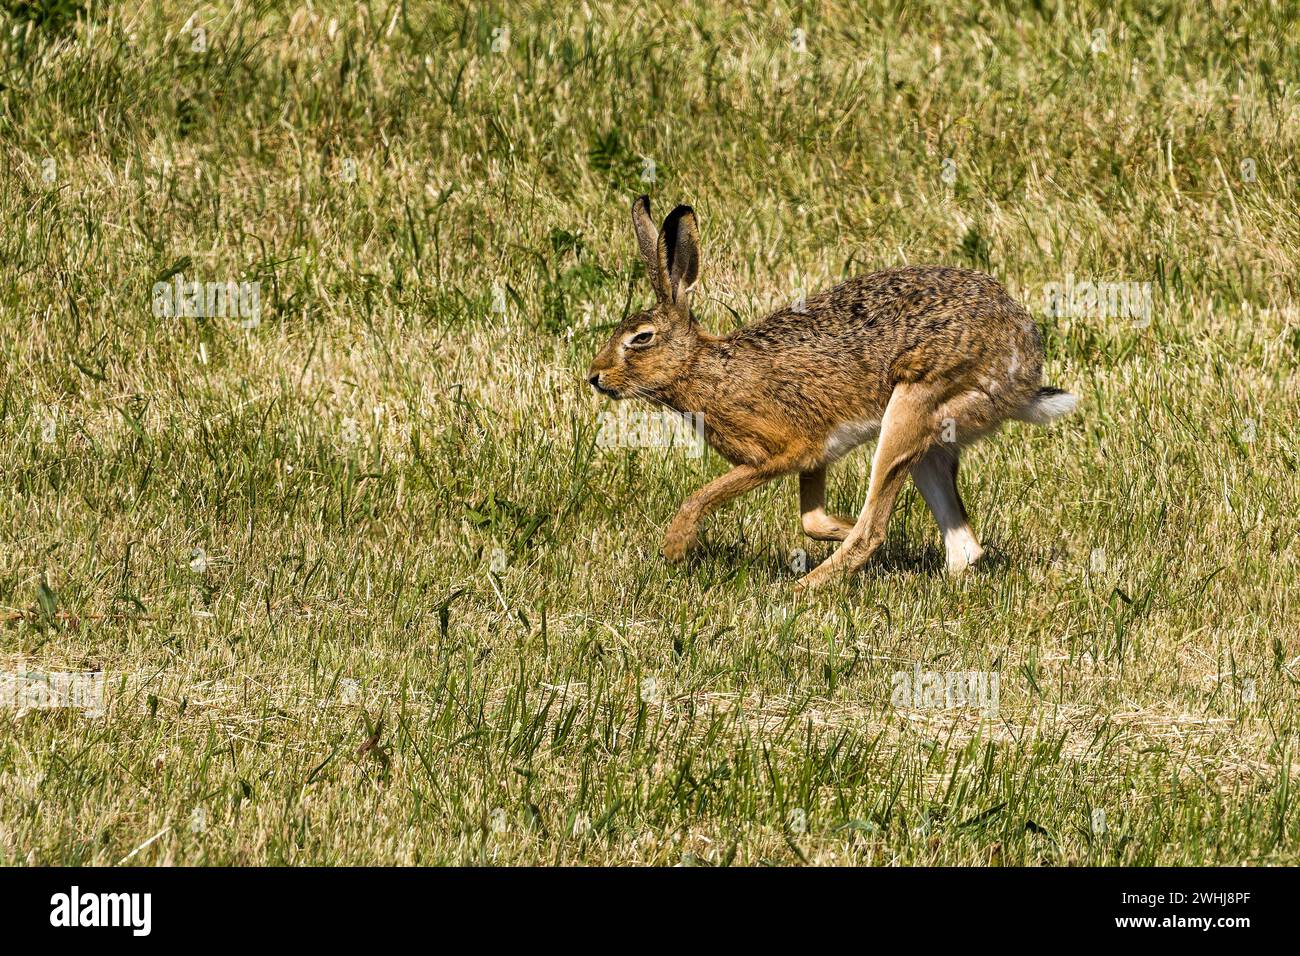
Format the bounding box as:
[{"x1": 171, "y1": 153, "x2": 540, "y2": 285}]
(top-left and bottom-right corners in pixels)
[{"x1": 587, "y1": 196, "x2": 1078, "y2": 590}]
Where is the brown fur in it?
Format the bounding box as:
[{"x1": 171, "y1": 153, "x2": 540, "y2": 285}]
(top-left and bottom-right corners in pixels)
[{"x1": 588, "y1": 196, "x2": 1077, "y2": 589}]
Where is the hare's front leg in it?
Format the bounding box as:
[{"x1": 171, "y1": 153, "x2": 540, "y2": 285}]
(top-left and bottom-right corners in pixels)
[
  {"x1": 795, "y1": 384, "x2": 936, "y2": 590},
  {"x1": 663, "y1": 463, "x2": 777, "y2": 561},
  {"x1": 799, "y1": 466, "x2": 855, "y2": 541}
]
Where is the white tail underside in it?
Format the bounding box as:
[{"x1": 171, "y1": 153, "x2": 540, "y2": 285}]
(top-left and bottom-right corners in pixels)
[{"x1": 1013, "y1": 389, "x2": 1079, "y2": 425}]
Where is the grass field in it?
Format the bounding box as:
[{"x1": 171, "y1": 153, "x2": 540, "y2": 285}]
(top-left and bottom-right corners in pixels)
[{"x1": 1, "y1": 0, "x2": 1298, "y2": 865}]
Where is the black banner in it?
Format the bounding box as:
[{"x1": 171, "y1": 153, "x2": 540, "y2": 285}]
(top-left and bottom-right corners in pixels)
[{"x1": 0, "y1": 867, "x2": 1279, "y2": 943}]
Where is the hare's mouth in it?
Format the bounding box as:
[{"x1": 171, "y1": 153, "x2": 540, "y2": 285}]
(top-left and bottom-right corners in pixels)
[{"x1": 591, "y1": 382, "x2": 621, "y2": 399}]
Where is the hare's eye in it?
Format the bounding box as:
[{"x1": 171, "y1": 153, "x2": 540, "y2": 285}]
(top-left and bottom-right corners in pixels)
[{"x1": 629, "y1": 329, "x2": 655, "y2": 347}]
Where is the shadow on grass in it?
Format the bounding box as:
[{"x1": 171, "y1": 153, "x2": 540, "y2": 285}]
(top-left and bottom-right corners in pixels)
[{"x1": 675, "y1": 538, "x2": 975, "y2": 589}]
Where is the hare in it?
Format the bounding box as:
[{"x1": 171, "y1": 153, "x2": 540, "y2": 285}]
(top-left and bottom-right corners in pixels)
[{"x1": 587, "y1": 196, "x2": 1078, "y2": 590}]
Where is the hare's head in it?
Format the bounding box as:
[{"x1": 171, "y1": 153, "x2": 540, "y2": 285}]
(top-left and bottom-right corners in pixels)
[{"x1": 587, "y1": 196, "x2": 701, "y2": 400}]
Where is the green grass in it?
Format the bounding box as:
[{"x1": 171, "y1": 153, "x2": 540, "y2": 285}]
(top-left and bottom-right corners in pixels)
[{"x1": 1, "y1": 0, "x2": 1298, "y2": 865}]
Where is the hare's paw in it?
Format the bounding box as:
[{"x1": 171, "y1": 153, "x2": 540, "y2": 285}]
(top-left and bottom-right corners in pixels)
[
  {"x1": 662, "y1": 521, "x2": 699, "y2": 563},
  {"x1": 793, "y1": 563, "x2": 836, "y2": 592},
  {"x1": 794, "y1": 543, "x2": 872, "y2": 592},
  {"x1": 944, "y1": 537, "x2": 985, "y2": 576},
  {"x1": 801, "y1": 510, "x2": 854, "y2": 542}
]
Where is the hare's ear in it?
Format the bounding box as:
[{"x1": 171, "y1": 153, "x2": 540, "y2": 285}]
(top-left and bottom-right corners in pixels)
[
  {"x1": 631, "y1": 195, "x2": 670, "y2": 302},
  {"x1": 658, "y1": 205, "x2": 700, "y2": 308}
]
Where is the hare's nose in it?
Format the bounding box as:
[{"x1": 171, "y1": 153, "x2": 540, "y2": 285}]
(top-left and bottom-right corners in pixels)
[{"x1": 588, "y1": 373, "x2": 602, "y2": 388}]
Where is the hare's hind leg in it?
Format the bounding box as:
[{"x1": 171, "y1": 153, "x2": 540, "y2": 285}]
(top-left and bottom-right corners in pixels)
[
  {"x1": 911, "y1": 447, "x2": 983, "y2": 574},
  {"x1": 799, "y1": 466, "x2": 854, "y2": 541},
  {"x1": 795, "y1": 383, "x2": 936, "y2": 591}
]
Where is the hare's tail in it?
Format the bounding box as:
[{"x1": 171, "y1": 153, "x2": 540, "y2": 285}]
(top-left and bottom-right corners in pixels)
[{"x1": 1012, "y1": 386, "x2": 1079, "y2": 426}]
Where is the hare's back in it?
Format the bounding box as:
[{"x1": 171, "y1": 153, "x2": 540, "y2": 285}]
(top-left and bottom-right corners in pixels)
[
  {"x1": 739, "y1": 265, "x2": 1042, "y2": 399},
  {"x1": 827, "y1": 266, "x2": 1030, "y2": 333},
  {"x1": 824, "y1": 265, "x2": 1040, "y2": 367},
  {"x1": 748, "y1": 266, "x2": 1030, "y2": 339},
  {"x1": 847, "y1": 267, "x2": 1045, "y2": 403}
]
